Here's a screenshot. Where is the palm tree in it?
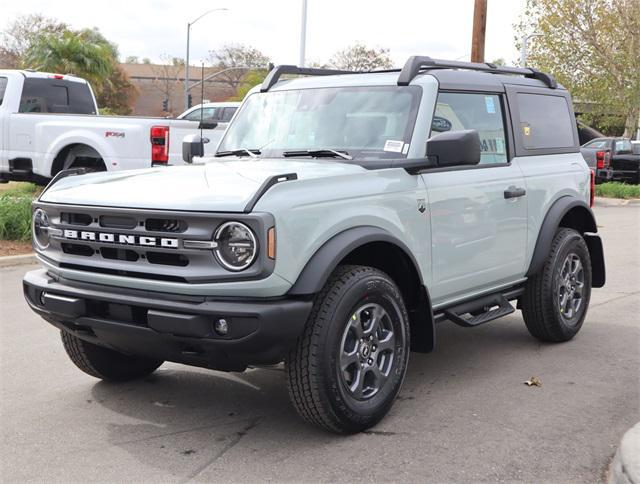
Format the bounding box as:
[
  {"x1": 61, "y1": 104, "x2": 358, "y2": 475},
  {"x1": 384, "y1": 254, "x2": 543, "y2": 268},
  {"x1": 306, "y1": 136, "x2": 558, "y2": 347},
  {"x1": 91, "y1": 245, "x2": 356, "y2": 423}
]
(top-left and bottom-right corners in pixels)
[{"x1": 23, "y1": 30, "x2": 114, "y2": 88}]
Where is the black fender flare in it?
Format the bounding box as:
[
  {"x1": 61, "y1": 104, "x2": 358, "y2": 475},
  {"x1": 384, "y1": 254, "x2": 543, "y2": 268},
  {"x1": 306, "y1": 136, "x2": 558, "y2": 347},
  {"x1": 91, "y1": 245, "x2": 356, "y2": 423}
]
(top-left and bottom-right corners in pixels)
[
  {"x1": 288, "y1": 225, "x2": 436, "y2": 352},
  {"x1": 288, "y1": 226, "x2": 423, "y2": 295},
  {"x1": 527, "y1": 196, "x2": 605, "y2": 287}
]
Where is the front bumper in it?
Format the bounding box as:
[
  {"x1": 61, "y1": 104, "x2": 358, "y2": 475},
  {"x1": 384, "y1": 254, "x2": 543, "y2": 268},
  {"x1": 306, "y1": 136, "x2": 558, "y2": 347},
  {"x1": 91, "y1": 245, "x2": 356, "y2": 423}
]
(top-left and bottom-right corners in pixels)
[{"x1": 23, "y1": 269, "x2": 312, "y2": 371}]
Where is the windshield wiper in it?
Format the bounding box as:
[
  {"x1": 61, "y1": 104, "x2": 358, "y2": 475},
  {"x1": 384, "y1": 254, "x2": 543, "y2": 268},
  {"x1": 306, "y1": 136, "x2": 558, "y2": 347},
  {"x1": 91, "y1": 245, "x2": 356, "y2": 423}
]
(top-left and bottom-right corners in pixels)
[
  {"x1": 282, "y1": 149, "x2": 353, "y2": 160},
  {"x1": 215, "y1": 149, "x2": 260, "y2": 158}
]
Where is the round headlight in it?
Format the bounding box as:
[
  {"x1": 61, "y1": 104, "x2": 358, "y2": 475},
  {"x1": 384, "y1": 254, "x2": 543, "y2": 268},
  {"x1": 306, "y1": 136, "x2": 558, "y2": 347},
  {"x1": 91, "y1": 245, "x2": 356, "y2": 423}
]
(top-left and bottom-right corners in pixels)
[
  {"x1": 33, "y1": 208, "x2": 50, "y2": 249},
  {"x1": 214, "y1": 222, "x2": 258, "y2": 271}
]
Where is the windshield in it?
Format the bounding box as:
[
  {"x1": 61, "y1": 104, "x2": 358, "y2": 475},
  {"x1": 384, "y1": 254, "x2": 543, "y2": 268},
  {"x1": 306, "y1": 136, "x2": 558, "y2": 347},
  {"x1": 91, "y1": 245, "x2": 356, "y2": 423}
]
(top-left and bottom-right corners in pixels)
[{"x1": 218, "y1": 86, "x2": 421, "y2": 159}]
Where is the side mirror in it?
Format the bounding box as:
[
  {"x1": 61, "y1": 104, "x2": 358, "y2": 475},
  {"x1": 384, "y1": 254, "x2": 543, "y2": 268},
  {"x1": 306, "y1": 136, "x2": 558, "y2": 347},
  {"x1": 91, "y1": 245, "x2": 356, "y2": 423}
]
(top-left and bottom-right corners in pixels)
[
  {"x1": 182, "y1": 134, "x2": 209, "y2": 163},
  {"x1": 426, "y1": 129, "x2": 481, "y2": 167},
  {"x1": 198, "y1": 121, "x2": 218, "y2": 130}
]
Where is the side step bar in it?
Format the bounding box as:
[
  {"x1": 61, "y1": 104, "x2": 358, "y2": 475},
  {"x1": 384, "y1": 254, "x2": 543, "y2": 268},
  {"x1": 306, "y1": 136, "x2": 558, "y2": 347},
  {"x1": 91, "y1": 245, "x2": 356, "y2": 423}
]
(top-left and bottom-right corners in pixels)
[{"x1": 439, "y1": 288, "x2": 523, "y2": 327}]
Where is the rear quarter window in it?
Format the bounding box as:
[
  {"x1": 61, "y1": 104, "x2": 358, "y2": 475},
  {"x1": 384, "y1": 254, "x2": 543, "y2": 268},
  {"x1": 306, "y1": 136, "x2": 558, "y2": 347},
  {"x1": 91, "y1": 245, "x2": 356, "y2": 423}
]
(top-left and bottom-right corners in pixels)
[
  {"x1": 19, "y1": 78, "x2": 96, "y2": 114},
  {"x1": 517, "y1": 93, "x2": 575, "y2": 150}
]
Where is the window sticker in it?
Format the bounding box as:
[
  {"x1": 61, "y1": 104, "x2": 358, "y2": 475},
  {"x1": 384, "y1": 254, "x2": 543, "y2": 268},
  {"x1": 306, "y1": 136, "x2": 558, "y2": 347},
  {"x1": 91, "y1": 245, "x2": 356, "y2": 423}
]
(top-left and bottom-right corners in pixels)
[
  {"x1": 402, "y1": 143, "x2": 410, "y2": 155},
  {"x1": 384, "y1": 140, "x2": 405, "y2": 153},
  {"x1": 485, "y1": 96, "x2": 496, "y2": 114}
]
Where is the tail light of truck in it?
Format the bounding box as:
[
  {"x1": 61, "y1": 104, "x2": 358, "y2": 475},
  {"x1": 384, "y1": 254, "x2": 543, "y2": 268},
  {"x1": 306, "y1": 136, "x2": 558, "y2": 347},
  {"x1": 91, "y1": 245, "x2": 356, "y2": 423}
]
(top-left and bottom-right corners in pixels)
[
  {"x1": 150, "y1": 126, "x2": 170, "y2": 164},
  {"x1": 590, "y1": 169, "x2": 595, "y2": 208},
  {"x1": 595, "y1": 150, "x2": 610, "y2": 169}
]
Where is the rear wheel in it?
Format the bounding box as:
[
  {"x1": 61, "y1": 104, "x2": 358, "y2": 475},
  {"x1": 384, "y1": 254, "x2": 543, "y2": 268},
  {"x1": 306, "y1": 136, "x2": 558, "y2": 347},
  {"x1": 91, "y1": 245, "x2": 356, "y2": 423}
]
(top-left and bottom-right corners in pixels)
[
  {"x1": 285, "y1": 265, "x2": 410, "y2": 434},
  {"x1": 522, "y1": 228, "x2": 592, "y2": 342},
  {"x1": 61, "y1": 331, "x2": 163, "y2": 381}
]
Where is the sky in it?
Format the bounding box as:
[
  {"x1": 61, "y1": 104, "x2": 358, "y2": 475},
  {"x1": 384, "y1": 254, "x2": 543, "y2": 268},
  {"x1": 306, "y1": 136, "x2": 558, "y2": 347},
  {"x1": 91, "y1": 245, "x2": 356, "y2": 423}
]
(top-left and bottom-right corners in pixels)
[{"x1": 0, "y1": 0, "x2": 527, "y2": 67}]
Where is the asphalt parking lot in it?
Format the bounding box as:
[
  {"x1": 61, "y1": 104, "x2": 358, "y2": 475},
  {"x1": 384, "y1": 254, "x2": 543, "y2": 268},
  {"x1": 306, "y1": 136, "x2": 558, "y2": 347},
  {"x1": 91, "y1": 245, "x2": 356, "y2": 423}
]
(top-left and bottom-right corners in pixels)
[{"x1": 1, "y1": 202, "x2": 638, "y2": 483}]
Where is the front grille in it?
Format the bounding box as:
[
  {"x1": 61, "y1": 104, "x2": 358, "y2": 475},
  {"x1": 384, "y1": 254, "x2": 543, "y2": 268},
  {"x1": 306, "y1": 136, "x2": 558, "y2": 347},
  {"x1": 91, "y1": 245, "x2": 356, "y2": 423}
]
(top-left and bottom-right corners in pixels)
[
  {"x1": 145, "y1": 218, "x2": 186, "y2": 233},
  {"x1": 61, "y1": 212, "x2": 92, "y2": 226},
  {"x1": 62, "y1": 243, "x2": 94, "y2": 257},
  {"x1": 38, "y1": 203, "x2": 274, "y2": 284},
  {"x1": 101, "y1": 247, "x2": 139, "y2": 262}
]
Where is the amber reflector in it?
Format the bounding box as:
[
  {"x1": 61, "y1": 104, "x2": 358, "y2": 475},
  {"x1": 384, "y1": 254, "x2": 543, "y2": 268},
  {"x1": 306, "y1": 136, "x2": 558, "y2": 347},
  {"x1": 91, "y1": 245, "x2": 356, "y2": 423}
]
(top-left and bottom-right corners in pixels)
[{"x1": 267, "y1": 227, "x2": 276, "y2": 259}]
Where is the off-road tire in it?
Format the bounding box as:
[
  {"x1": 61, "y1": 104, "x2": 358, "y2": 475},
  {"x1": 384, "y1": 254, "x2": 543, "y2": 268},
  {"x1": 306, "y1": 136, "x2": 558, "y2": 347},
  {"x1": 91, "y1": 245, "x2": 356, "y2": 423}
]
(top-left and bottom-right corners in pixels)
[
  {"x1": 61, "y1": 331, "x2": 163, "y2": 381},
  {"x1": 522, "y1": 228, "x2": 592, "y2": 342},
  {"x1": 285, "y1": 265, "x2": 410, "y2": 434}
]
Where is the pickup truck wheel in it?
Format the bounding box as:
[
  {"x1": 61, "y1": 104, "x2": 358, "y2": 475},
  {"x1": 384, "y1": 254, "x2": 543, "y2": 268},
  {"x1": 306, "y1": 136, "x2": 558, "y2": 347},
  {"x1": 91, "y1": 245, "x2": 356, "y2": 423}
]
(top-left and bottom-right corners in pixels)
[
  {"x1": 522, "y1": 228, "x2": 592, "y2": 342},
  {"x1": 285, "y1": 265, "x2": 410, "y2": 434},
  {"x1": 61, "y1": 331, "x2": 163, "y2": 381}
]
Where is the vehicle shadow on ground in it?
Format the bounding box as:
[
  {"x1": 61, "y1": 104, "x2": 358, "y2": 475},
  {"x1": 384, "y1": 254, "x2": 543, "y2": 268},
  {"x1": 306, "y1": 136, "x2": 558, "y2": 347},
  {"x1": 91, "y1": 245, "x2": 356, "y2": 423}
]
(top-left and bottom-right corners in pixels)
[{"x1": 88, "y1": 314, "x2": 541, "y2": 475}]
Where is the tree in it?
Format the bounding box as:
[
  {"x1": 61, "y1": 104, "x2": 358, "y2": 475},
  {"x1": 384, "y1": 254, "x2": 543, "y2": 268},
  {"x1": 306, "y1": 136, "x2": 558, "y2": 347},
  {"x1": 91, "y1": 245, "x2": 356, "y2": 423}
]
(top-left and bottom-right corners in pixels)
[
  {"x1": 124, "y1": 55, "x2": 139, "y2": 64},
  {"x1": 516, "y1": 0, "x2": 640, "y2": 137},
  {"x1": 23, "y1": 30, "x2": 114, "y2": 87},
  {"x1": 96, "y1": 65, "x2": 138, "y2": 115},
  {"x1": 328, "y1": 43, "x2": 393, "y2": 71},
  {"x1": 229, "y1": 70, "x2": 269, "y2": 101},
  {"x1": 0, "y1": 14, "x2": 67, "y2": 68},
  {"x1": 207, "y1": 44, "x2": 271, "y2": 91},
  {"x1": 150, "y1": 54, "x2": 184, "y2": 115}
]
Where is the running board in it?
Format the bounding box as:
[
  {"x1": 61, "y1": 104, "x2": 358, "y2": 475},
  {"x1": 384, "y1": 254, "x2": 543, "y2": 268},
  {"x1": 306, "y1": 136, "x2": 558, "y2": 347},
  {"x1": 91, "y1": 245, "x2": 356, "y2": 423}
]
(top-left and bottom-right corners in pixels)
[{"x1": 443, "y1": 293, "x2": 515, "y2": 327}]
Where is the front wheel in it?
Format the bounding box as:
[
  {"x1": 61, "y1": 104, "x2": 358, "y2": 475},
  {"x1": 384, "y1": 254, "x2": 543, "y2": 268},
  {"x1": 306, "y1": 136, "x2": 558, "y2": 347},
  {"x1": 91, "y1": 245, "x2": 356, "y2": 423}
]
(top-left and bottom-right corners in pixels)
[
  {"x1": 521, "y1": 228, "x2": 592, "y2": 342},
  {"x1": 285, "y1": 265, "x2": 410, "y2": 434}
]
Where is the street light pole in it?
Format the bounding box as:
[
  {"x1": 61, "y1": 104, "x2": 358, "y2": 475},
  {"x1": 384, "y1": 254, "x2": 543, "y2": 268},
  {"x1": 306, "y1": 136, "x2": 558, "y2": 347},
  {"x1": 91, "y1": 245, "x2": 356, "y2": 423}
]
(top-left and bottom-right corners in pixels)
[
  {"x1": 299, "y1": 0, "x2": 308, "y2": 67},
  {"x1": 520, "y1": 33, "x2": 542, "y2": 67},
  {"x1": 184, "y1": 7, "x2": 228, "y2": 111}
]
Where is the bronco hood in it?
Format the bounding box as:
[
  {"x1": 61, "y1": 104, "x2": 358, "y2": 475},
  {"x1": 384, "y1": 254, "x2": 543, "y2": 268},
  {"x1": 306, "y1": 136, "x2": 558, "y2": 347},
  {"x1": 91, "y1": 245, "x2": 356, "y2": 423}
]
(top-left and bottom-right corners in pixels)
[{"x1": 39, "y1": 159, "x2": 366, "y2": 212}]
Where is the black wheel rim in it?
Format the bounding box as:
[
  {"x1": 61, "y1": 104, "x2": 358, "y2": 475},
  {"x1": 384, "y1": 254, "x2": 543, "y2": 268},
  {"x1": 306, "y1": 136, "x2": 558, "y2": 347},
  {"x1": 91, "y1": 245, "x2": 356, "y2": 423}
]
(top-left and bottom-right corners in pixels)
[
  {"x1": 339, "y1": 303, "x2": 396, "y2": 401},
  {"x1": 556, "y1": 252, "x2": 585, "y2": 324}
]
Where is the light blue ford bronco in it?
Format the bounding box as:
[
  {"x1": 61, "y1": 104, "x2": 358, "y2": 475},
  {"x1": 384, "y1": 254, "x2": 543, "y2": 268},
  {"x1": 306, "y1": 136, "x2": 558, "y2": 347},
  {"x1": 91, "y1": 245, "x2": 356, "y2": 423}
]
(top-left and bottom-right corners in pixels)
[{"x1": 24, "y1": 57, "x2": 605, "y2": 433}]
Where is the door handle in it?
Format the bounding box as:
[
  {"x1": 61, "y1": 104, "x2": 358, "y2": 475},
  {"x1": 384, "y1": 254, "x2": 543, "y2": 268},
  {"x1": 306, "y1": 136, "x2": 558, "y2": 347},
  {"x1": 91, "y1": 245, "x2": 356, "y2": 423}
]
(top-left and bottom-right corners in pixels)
[{"x1": 504, "y1": 186, "x2": 526, "y2": 199}]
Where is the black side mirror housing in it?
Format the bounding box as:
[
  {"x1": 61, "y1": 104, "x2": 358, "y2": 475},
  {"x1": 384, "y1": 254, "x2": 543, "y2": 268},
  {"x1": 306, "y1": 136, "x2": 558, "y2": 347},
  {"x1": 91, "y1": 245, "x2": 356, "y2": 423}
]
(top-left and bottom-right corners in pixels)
[
  {"x1": 182, "y1": 134, "x2": 209, "y2": 163},
  {"x1": 426, "y1": 129, "x2": 481, "y2": 167},
  {"x1": 198, "y1": 121, "x2": 218, "y2": 130}
]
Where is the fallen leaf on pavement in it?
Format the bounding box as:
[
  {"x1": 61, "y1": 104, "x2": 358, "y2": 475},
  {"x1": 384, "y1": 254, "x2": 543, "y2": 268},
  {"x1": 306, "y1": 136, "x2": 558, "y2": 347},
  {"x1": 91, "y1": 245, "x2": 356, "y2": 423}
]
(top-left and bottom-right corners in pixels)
[{"x1": 524, "y1": 377, "x2": 542, "y2": 387}]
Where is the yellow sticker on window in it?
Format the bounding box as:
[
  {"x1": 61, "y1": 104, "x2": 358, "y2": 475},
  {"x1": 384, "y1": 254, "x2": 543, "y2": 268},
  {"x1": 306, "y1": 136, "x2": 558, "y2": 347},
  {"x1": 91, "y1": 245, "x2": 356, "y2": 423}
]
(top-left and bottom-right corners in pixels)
[{"x1": 523, "y1": 125, "x2": 531, "y2": 136}]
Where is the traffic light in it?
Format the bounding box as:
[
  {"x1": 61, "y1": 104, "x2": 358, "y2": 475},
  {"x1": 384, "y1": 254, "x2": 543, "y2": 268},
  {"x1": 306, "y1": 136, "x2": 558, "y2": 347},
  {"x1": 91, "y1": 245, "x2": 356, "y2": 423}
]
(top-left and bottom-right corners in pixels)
[
  {"x1": 187, "y1": 94, "x2": 193, "y2": 108},
  {"x1": 162, "y1": 98, "x2": 168, "y2": 112}
]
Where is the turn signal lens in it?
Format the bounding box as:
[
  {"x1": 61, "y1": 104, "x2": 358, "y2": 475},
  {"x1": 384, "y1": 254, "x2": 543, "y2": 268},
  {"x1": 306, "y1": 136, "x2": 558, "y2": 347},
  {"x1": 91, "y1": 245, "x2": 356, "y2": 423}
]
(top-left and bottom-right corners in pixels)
[{"x1": 267, "y1": 227, "x2": 276, "y2": 260}]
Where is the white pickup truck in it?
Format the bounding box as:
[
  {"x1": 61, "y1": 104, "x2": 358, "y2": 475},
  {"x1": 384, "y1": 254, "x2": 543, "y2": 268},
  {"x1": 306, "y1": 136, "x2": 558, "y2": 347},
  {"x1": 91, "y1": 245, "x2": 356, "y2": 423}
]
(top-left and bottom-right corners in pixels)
[{"x1": 0, "y1": 70, "x2": 221, "y2": 183}]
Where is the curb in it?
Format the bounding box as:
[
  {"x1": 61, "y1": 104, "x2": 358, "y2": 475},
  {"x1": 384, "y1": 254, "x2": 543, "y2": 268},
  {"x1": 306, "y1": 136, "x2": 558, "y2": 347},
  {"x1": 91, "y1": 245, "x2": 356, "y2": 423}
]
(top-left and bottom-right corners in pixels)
[
  {"x1": 609, "y1": 422, "x2": 640, "y2": 484},
  {"x1": 595, "y1": 197, "x2": 640, "y2": 207},
  {"x1": 0, "y1": 253, "x2": 38, "y2": 268}
]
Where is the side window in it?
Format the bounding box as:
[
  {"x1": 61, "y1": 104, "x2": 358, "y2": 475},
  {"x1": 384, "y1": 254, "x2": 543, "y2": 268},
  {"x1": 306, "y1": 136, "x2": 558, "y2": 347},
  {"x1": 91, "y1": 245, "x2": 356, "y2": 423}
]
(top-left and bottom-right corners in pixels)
[
  {"x1": 517, "y1": 93, "x2": 575, "y2": 149},
  {"x1": 68, "y1": 83, "x2": 96, "y2": 114},
  {"x1": 19, "y1": 79, "x2": 95, "y2": 114},
  {"x1": 183, "y1": 109, "x2": 202, "y2": 121},
  {"x1": 614, "y1": 139, "x2": 632, "y2": 154},
  {"x1": 432, "y1": 92, "x2": 508, "y2": 164},
  {"x1": 0, "y1": 77, "x2": 7, "y2": 106},
  {"x1": 221, "y1": 107, "x2": 237, "y2": 122},
  {"x1": 583, "y1": 140, "x2": 608, "y2": 149}
]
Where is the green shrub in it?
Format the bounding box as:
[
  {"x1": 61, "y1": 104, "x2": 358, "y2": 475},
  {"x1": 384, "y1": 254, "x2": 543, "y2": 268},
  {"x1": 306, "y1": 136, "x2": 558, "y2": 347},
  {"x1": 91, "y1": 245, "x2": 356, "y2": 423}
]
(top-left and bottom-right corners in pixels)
[
  {"x1": 0, "y1": 183, "x2": 41, "y2": 241},
  {"x1": 595, "y1": 182, "x2": 640, "y2": 199}
]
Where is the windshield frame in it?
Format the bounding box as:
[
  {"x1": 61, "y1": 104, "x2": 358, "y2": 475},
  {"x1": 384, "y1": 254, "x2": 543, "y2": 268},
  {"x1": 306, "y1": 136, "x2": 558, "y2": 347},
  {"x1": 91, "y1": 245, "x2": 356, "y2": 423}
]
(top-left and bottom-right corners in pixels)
[{"x1": 217, "y1": 84, "x2": 423, "y2": 160}]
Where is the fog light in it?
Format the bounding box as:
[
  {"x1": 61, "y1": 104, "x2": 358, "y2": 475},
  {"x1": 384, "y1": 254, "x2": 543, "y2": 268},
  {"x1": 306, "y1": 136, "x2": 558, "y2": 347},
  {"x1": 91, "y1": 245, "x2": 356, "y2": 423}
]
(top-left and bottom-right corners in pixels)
[
  {"x1": 39, "y1": 291, "x2": 47, "y2": 306},
  {"x1": 214, "y1": 318, "x2": 229, "y2": 336}
]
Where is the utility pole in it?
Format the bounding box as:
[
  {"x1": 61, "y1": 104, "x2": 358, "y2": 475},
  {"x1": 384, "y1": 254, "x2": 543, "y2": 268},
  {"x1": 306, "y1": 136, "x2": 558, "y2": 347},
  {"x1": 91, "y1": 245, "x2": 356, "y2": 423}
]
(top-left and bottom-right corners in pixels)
[
  {"x1": 520, "y1": 33, "x2": 542, "y2": 67},
  {"x1": 184, "y1": 8, "x2": 228, "y2": 111},
  {"x1": 299, "y1": 0, "x2": 308, "y2": 67},
  {"x1": 470, "y1": 0, "x2": 487, "y2": 63}
]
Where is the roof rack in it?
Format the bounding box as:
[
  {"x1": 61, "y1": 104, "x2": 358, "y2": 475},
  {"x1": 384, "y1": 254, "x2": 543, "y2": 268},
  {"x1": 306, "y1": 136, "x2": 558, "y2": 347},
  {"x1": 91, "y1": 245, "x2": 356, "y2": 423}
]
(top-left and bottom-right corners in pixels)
[
  {"x1": 397, "y1": 56, "x2": 557, "y2": 89},
  {"x1": 260, "y1": 65, "x2": 354, "y2": 92}
]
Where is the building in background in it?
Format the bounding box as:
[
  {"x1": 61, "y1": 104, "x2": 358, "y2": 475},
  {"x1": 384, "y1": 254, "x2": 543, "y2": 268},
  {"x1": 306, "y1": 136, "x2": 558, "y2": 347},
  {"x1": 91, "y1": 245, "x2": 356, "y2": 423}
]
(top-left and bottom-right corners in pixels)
[{"x1": 120, "y1": 63, "x2": 236, "y2": 117}]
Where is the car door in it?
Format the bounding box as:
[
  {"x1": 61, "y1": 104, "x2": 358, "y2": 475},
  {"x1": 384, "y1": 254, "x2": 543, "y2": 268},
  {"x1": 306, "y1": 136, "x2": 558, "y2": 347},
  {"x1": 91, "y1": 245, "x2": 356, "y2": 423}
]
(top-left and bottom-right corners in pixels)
[{"x1": 421, "y1": 91, "x2": 528, "y2": 304}]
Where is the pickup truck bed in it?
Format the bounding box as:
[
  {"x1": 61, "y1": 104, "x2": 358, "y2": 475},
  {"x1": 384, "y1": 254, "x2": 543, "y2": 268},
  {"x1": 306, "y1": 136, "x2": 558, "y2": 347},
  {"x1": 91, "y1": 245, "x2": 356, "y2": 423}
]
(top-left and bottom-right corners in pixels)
[{"x1": 1, "y1": 70, "x2": 222, "y2": 183}]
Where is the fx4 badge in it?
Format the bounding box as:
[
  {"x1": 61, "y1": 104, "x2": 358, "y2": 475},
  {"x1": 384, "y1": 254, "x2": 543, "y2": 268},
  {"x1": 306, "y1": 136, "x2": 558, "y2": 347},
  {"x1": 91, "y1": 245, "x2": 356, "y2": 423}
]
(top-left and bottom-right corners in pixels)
[{"x1": 105, "y1": 131, "x2": 125, "y2": 138}]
